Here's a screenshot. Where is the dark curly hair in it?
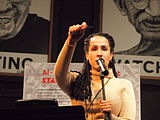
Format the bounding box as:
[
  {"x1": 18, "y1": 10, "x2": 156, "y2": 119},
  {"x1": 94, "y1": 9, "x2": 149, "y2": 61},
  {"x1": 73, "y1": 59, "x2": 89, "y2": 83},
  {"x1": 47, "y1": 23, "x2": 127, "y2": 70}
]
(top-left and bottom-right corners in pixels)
[{"x1": 70, "y1": 33, "x2": 117, "y2": 101}]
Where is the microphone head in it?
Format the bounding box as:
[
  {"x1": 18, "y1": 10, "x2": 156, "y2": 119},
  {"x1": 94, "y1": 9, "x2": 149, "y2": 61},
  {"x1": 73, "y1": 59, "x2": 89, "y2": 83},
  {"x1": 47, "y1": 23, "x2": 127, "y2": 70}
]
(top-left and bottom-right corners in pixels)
[
  {"x1": 96, "y1": 57, "x2": 105, "y2": 63},
  {"x1": 96, "y1": 58, "x2": 109, "y2": 76}
]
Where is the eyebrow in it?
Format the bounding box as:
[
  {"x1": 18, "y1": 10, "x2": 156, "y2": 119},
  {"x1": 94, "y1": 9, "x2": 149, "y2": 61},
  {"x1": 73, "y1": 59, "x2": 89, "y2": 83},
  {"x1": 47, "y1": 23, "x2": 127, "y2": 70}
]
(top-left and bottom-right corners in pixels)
[{"x1": 90, "y1": 44, "x2": 109, "y2": 47}]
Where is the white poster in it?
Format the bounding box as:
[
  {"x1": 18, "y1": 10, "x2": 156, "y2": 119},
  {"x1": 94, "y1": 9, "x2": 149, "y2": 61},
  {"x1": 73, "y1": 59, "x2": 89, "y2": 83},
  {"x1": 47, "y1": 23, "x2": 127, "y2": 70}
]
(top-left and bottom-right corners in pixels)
[{"x1": 23, "y1": 63, "x2": 71, "y2": 106}]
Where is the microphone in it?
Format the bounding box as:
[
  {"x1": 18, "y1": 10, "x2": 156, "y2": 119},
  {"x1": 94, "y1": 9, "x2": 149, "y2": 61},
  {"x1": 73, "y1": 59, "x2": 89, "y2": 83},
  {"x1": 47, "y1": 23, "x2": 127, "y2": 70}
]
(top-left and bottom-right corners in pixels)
[
  {"x1": 96, "y1": 58, "x2": 111, "y2": 120},
  {"x1": 96, "y1": 58, "x2": 109, "y2": 76}
]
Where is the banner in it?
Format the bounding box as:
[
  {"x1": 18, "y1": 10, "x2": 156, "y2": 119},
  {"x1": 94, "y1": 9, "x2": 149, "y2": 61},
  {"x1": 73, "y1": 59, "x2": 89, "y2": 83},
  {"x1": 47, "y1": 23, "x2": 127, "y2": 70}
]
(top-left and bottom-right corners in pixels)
[
  {"x1": 0, "y1": 52, "x2": 47, "y2": 74},
  {"x1": 115, "y1": 55, "x2": 160, "y2": 77}
]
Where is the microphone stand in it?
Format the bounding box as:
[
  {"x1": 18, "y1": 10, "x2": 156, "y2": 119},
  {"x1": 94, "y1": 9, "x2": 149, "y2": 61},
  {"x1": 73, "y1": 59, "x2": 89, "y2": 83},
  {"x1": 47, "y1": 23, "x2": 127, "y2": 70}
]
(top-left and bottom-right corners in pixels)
[{"x1": 100, "y1": 72, "x2": 111, "y2": 120}]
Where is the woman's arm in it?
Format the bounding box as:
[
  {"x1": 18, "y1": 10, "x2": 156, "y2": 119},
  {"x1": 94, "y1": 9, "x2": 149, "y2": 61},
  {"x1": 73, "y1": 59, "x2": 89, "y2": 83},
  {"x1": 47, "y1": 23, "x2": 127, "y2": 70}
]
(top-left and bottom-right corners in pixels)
[{"x1": 54, "y1": 22, "x2": 87, "y2": 96}]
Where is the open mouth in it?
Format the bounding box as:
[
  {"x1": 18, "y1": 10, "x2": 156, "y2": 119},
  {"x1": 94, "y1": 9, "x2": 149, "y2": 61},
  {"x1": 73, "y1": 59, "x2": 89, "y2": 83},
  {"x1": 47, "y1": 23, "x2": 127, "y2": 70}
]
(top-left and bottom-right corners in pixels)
[
  {"x1": 0, "y1": 18, "x2": 11, "y2": 24},
  {"x1": 0, "y1": 7, "x2": 17, "y2": 25},
  {"x1": 140, "y1": 16, "x2": 160, "y2": 32},
  {"x1": 146, "y1": 16, "x2": 160, "y2": 26}
]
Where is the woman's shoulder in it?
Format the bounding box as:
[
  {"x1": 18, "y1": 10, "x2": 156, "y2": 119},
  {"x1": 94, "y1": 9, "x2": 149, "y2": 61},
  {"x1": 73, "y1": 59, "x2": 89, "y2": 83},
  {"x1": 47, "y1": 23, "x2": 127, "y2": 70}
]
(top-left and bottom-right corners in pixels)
[
  {"x1": 111, "y1": 77, "x2": 133, "y2": 87},
  {"x1": 114, "y1": 77, "x2": 131, "y2": 82}
]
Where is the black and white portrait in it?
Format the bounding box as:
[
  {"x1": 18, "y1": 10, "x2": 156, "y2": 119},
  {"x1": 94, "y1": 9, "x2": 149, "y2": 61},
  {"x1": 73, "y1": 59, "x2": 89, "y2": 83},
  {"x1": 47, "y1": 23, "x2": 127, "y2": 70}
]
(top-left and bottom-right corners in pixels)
[
  {"x1": 103, "y1": 0, "x2": 160, "y2": 56},
  {"x1": 0, "y1": 0, "x2": 51, "y2": 54}
]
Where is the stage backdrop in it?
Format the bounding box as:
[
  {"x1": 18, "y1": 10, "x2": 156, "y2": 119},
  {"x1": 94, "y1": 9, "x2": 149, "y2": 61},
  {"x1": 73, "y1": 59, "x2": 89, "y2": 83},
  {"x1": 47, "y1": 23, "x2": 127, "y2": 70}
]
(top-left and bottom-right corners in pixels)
[{"x1": 23, "y1": 62, "x2": 140, "y2": 120}]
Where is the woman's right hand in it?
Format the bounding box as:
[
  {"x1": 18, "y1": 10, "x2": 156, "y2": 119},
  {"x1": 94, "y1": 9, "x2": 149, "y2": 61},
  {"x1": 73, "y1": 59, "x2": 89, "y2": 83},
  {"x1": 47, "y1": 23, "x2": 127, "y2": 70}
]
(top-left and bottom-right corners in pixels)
[{"x1": 67, "y1": 22, "x2": 88, "y2": 46}]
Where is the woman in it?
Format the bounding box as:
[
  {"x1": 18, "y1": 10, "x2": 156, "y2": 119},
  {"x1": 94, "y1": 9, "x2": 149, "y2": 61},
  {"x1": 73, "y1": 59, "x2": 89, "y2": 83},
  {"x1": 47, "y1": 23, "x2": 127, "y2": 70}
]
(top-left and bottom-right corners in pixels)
[{"x1": 54, "y1": 22, "x2": 136, "y2": 120}]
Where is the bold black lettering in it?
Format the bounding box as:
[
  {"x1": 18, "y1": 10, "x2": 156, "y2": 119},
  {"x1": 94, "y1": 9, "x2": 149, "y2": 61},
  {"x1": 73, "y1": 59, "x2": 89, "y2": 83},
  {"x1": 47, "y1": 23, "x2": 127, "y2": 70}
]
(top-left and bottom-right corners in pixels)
[
  {"x1": 144, "y1": 61, "x2": 154, "y2": 73},
  {"x1": 0, "y1": 57, "x2": 2, "y2": 68},
  {"x1": 2, "y1": 57, "x2": 6, "y2": 69},
  {"x1": 22, "y1": 58, "x2": 33, "y2": 68},
  {"x1": 9, "y1": 57, "x2": 20, "y2": 69},
  {"x1": 124, "y1": 60, "x2": 130, "y2": 64},
  {"x1": 132, "y1": 60, "x2": 143, "y2": 64},
  {"x1": 156, "y1": 62, "x2": 160, "y2": 73},
  {"x1": 115, "y1": 59, "x2": 122, "y2": 64}
]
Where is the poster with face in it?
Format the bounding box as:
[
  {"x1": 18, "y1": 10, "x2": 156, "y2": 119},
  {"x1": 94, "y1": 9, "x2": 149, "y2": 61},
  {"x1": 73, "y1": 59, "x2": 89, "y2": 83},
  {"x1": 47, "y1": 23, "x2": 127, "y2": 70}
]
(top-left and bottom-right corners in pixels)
[
  {"x1": 103, "y1": 0, "x2": 160, "y2": 77},
  {"x1": 0, "y1": 0, "x2": 52, "y2": 74}
]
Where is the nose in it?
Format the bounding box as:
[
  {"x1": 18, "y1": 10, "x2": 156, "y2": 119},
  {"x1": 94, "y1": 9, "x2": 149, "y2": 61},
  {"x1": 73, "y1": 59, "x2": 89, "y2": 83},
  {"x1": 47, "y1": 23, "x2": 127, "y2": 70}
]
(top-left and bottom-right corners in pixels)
[
  {"x1": 0, "y1": 0, "x2": 12, "y2": 12},
  {"x1": 145, "y1": 0, "x2": 160, "y2": 16},
  {"x1": 97, "y1": 49, "x2": 103, "y2": 58}
]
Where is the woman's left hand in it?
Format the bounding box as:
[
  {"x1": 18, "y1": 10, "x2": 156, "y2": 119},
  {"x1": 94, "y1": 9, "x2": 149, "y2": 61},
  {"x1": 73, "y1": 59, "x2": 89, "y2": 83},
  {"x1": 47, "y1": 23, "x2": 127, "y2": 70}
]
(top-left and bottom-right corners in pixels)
[
  {"x1": 99, "y1": 99, "x2": 112, "y2": 119},
  {"x1": 99, "y1": 99, "x2": 112, "y2": 112}
]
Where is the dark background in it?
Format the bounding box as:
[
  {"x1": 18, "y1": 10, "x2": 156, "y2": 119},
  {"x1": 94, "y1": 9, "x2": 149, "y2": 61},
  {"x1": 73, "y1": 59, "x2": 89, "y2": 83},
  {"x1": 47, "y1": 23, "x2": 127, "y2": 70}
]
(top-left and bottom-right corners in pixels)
[{"x1": 0, "y1": 0, "x2": 160, "y2": 120}]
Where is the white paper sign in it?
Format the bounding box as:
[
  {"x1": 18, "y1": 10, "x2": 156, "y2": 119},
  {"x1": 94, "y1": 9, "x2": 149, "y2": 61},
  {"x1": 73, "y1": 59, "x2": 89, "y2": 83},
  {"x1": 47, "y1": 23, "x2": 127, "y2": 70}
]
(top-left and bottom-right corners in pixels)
[{"x1": 23, "y1": 63, "x2": 71, "y2": 106}]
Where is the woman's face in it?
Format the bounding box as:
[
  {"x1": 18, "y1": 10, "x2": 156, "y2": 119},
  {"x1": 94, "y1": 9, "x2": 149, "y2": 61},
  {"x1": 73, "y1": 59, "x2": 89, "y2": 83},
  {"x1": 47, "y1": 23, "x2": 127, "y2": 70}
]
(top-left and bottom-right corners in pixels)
[{"x1": 86, "y1": 36, "x2": 113, "y2": 72}]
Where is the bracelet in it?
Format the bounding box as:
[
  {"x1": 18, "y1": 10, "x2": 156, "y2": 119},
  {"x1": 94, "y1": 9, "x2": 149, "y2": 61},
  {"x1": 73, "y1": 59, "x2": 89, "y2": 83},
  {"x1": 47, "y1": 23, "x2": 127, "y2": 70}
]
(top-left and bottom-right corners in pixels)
[{"x1": 67, "y1": 40, "x2": 76, "y2": 47}]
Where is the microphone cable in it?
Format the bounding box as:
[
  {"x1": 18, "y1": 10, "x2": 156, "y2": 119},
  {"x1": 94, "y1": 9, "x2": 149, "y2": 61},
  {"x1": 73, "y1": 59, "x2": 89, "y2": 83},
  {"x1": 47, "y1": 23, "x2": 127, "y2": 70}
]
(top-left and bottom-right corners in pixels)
[{"x1": 85, "y1": 78, "x2": 111, "y2": 118}]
